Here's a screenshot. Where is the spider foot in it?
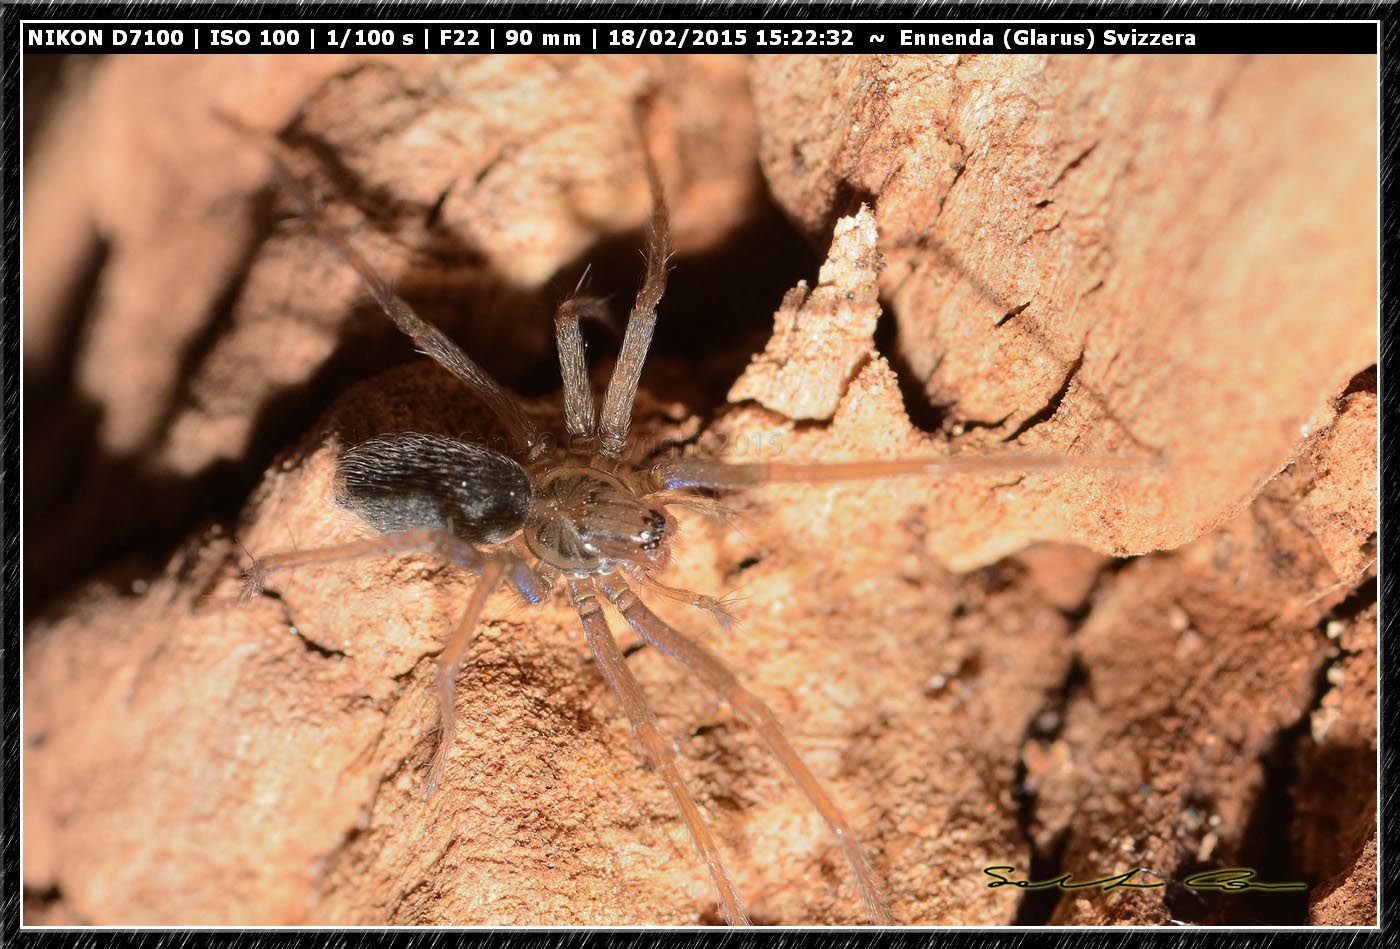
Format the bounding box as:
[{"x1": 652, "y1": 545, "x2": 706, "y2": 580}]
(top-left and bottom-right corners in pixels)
[
  {"x1": 423, "y1": 730, "x2": 451, "y2": 801},
  {"x1": 237, "y1": 560, "x2": 269, "y2": 605},
  {"x1": 701, "y1": 591, "x2": 745, "y2": 630}
]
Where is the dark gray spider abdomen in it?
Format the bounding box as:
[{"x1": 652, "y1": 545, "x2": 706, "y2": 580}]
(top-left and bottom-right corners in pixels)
[{"x1": 335, "y1": 432, "x2": 532, "y2": 545}]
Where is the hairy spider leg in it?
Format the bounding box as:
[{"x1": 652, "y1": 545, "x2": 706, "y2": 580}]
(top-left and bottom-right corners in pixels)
[
  {"x1": 597, "y1": 116, "x2": 672, "y2": 458},
  {"x1": 554, "y1": 296, "x2": 609, "y2": 440},
  {"x1": 595, "y1": 574, "x2": 894, "y2": 925},
  {"x1": 625, "y1": 566, "x2": 742, "y2": 630},
  {"x1": 237, "y1": 532, "x2": 551, "y2": 796},
  {"x1": 239, "y1": 528, "x2": 491, "y2": 604},
  {"x1": 637, "y1": 490, "x2": 742, "y2": 530},
  {"x1": 220, "y1": 113, "x2": 540, "y2": 457},
  {"x1": 568, "y1": 577, "x2": 751, "y2": 926},
  {"x1": 506, "y1": 556, "x2": 556, "y2": 605},
  {"x1": 426, "y1": 559, "x2": 506, "y2": 799},
  {"x1": 650, "y1": 451, "x2": 1166, "y2": 491}
]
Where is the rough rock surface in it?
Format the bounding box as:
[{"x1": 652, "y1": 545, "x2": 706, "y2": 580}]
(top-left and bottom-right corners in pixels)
[
  {"x1": 1029, "y1": 386, "x2": 1376, "y2": 925},
  {"x1": 1292, "y1": 593, "x2": 1378, "y2": 927},
  {"x1": 752, "y1": 54, "x2": 1376, "y2": 556},
  {"x1": 727, "y1": 208, "x2": 884, "y2": 420},
  {"x1": 24, "y1": 54, "x2": 1376, "y2": 926}
]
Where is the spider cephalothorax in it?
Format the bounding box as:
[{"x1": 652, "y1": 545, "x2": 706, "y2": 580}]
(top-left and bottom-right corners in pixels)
[
  {"x1": 524, "y1": 465, "x2": 674, "y2": 573},
  {"x1": 231, "y1": 109, "x2": 1152, "y2": 926}
]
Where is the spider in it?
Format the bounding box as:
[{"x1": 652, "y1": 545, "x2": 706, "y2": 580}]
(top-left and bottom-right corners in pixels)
[{"x1": 229, "y1": 112, "x2": 1154, "y2": 926}]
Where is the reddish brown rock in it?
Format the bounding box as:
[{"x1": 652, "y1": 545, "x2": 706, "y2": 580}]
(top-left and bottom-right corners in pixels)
[
  {"x1": 1293, "y1": 595, "x2": 1378, "y2": 926},
  {"x1": 24, "y1": 54, "x2": 1375, "y2": 927},
  {"x1": 752, "y1": 54, "x2": 1376, "y2": 557},
  {"x1": 1028, "y1": 387, "x2": 1376, "y2": 926}
]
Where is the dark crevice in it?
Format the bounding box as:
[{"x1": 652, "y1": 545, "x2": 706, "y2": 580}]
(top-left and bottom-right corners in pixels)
[
  {"x1": 1324, "y1": 573, "x2": 1377, "y2": 625},
  {"x1": 872, "y1": 305, "x2": 949, "y2": 434},
  {"x1": 1050, "y1": 142, "x2": 1099, "y2": 189},
  {"x1": 1282, "y1": 578, "x2": 1378, "y2": 901},
  {"x1": 1163, "y1": 787, "x2": 1223, "y2": 923},
  {"x1": 260, "y1": 590, "x2": 350, "y2": 660},
  {"x1": 1011, "y1": 829, "x2": 1071, "y2": 925},
  {"x1": 1009, "y1": 555, "x2": 1127, "y2": 925},
  {"x1": 424, "y1": 181, "x2": 455, "y2": 230},
  {"x1": 1168, "y1": 734, "x2": 1314, "y2": 924},
  {"x1": 827, "y1": 179, "x2": 879, "y2": 239},
  {"x1": 950, "y1": 411, "x2": 1016, "y2": 436},
  {"x1": 23, "y1": 234, "x2": 109, "y2": 603},
  {"x1": 25, "y1": 234, "x2": 109, "y2": 399},
  {"x1": 280, "y1": 73, "x2": 489, "y2": 261},
  {"x1": 143, "y1": 187, "x2": 281, "y2": 451},
  {"x1": 1011, "y1": 657, "x2": 1088, "y2": 925},
  {"x1": 1166, "y1": 578, "x2": 1375, "y2": 925},
  {"x1": 934, "y1": 157, "x2": 967, "y2": 219},
  {"x1": 24, "y1": 55, "x2": 90, "y2": 155},
  {"x1": 631, "y1": 425, "x2": 704, "y2": 471},
  {"x1": 278, "y1": 129, "x2": 489, "y2": 272},
  {"x1": 23, "y1": 882, "x2": 79, "y2": 924},
  {"x1": 469, "y1": 126, "x2": 530, "y2": 191},
  {"x1": 547, "y1": 166, "x2": 818, "y2": 419},
  {"x1": 734, "y1": 554, "x2": 764, "y2": 574},
  {"x1": 1060, "y1": 554, "x2": 1135, "y2": 627},
  {"x1": 1339, "y1": 364, "x2": 1376, "y2": 399},
  {"x1": 294, "y1": 629, "x2": 351, "y2": 661},
  {"x1": 1001, "y1": 352, "x2": 1084, "y2": 444},
  {"x1": 1214, "y1": 733, "x2": 1312, "y2": 924},
  {"x1": 995, "y1": 300, "x2": 1032, "y2": 328}
]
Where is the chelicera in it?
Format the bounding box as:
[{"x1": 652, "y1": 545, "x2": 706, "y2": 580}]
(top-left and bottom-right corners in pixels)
[{"x1": 231, "y1": 112, "x2": 1151, "y2": 926}]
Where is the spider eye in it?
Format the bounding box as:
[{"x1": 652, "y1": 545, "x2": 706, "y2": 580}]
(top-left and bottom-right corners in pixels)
[{"x1": 638, "y1": 509, "x2": 667, "y2": 551}]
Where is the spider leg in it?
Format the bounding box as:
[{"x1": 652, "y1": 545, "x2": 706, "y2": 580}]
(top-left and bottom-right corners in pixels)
[
  {"x1": 554, "y1": 295, "x2": 607, "y2": 441},
  {"x1": 505, "y1": 556, "x2": 556, "y2": 605},
  {"x1": 425, "y1": 559, "x2": 505, "y2": 799},
  {"x1": 596, "y1": 574, "x2": 894, "y2": 925},
  {"x1": 597, "y1": 115, "x2": 671, "y2": 457},
  {"x1": 650, "y1": 451, "x2": 1165, "y2": 491},
  {"x1": 238, "y1": 528, "x2": 487, "y2": 603},
  {"x1": 218, "y1": 113, "x2": 540, "y2": 456},
  {"x1": 640, "y1": 491, "x2": 743, "y2": 530},
  {"x1": 568, "y1": 577, "x2": 751, "y2": 926},
  {"x1": 626, "y1": 566, "x2": 742, "y2": 630}
]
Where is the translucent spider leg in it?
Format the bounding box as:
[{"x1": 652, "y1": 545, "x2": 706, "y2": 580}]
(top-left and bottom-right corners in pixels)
[
  {"x1": 426, "y1": 559, "x2": 505, "y2": 799},
  {"x1": 554, "y1": 295, "x2": 608, "y2": 440},
  {"x1": 569, "y1": 577, "x2": 751, "y2": 926},
  {"x1": 625, "y1": 566, "x2": 742, "y2": 630},
  {"x1": 505, "y1": 555, "x2": 556, "y2": 605},
  {"x1": 637, "y1": 489, "x2": 742, "y2": 530},
  {"x1": 650, "y1": 450, "x2": 1166, "y2": 491},
  {"x1": 219, "y1": 113, "x2": 540, "y2": 455},
  {"x1": 595, "y1": 574, "x2": 894, "y2": 925},
  {"x1": 239, "y1": 528, "x2": 489, "y2": 603},
  {"x1": 597, "y1": 119, "x2": 672, "y2": 457}
]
